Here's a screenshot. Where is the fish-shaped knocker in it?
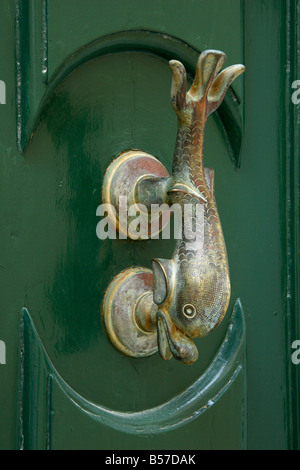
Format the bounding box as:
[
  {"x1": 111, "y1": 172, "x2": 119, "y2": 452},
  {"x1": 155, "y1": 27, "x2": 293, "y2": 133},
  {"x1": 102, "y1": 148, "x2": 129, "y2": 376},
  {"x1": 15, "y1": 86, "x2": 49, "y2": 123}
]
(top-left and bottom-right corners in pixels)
[
  {"x1": 153, "y1": 51, "x2": 245, "y2": 363},
  {"x1": 102, "y1": 50, "x2": 245, "y2": 364}
]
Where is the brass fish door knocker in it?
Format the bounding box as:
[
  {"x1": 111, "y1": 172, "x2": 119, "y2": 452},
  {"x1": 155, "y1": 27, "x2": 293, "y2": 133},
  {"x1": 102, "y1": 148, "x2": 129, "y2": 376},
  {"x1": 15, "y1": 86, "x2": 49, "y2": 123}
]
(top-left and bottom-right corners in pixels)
[{"x1": 101, "y1": 50, "x2": 245, "y2": 364}]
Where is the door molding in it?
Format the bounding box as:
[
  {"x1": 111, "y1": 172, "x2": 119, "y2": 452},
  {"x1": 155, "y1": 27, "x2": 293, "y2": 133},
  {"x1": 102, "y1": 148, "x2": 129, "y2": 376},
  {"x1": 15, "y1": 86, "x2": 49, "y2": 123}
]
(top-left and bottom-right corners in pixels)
[
  {"x1": 17, "y1": 299, "x2": 246, "y2": 447},
  {"x1": 15, "y1": 6, "x2": 244, "y2": 167}
]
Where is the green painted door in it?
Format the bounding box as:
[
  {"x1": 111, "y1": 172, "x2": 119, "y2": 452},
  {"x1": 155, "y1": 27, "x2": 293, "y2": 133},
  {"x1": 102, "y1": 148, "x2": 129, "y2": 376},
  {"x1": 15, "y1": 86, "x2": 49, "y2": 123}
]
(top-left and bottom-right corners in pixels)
[{"x1": 0, "y1": 0, "x2": 299, "y2": 450}]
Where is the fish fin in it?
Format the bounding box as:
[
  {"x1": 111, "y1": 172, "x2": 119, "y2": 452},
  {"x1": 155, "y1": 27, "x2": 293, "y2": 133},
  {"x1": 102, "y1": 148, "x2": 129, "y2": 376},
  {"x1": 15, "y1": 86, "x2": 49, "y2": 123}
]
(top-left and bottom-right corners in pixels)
[
  {"x1": 207, "y1": 64, "x2": 245, "y2": 115},
  {"x1": 168, "y1": 183, "x2": 207, "y2": 203},
  {"x1": 189, "y1": 50, "x2": 226, "y2": 101},
  {"x1": 169, "y1": 60, "x2": 187, "y2": 112},
  {"x1": 157, "y1": 315, "x2": 173, "y2": 360},
  {"x1": 152, "y1": 258, "x2": 173, "y2": 305}
]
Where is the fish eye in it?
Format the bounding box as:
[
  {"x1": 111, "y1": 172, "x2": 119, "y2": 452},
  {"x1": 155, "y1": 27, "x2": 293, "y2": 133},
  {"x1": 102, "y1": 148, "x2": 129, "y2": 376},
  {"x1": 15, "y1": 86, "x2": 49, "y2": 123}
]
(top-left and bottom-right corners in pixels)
[{"x1": 182, "y1": 304, "x2": 196, "y2": 318}]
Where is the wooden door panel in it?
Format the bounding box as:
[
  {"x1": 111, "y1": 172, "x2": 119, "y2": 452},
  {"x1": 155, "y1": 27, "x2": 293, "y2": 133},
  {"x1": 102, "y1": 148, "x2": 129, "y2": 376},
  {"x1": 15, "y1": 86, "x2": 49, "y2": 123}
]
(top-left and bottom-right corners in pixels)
[
  {"x1": 12, "y1": 1, "x2": 246, "y2": 448},
  {"x1": 20, "y1": 302, "x2": 245, "y2": 449},
  {"x1": 15, "y1": 46, "x2": 246, "y2": 448}
]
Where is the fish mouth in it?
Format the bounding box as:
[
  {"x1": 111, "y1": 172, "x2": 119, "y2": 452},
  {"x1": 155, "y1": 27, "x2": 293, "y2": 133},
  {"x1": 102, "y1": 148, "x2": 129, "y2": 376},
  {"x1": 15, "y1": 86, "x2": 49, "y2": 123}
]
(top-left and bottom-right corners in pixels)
[{"x1": 156, "y1": 311, "x2": 198, "y2": 364}]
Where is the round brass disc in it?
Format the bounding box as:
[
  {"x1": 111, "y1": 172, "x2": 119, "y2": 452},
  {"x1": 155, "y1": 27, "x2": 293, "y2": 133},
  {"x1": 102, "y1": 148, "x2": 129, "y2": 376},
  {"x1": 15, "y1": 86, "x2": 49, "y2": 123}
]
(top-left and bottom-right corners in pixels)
[
  {"x1": 102, "y1": 150, "x2": 170, "y2": 239},
  {"x1": 102, "y1": 267, "x2": 158, "y2": 358}
]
